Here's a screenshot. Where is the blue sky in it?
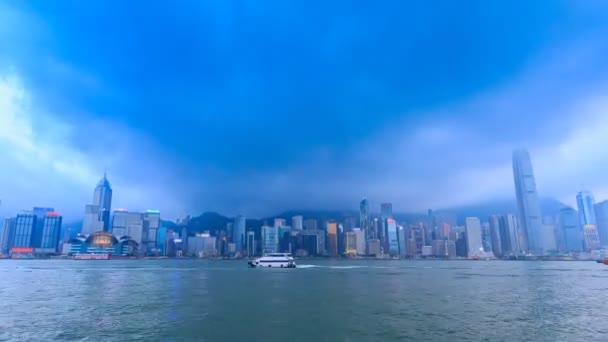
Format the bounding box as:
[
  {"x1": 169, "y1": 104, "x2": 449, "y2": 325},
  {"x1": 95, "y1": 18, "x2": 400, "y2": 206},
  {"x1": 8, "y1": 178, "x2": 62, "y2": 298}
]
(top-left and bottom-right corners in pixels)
[{"x1": 2, "y1": 1, "x2": 608, "y2": 220}]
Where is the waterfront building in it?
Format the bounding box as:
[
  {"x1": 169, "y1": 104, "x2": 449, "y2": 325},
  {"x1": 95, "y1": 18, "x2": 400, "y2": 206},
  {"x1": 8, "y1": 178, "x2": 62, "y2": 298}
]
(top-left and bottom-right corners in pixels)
[
  {"x1": 385, "y1": 218, "x2": 399, "y2": 256},
  {"x1": 489, "y1": 215, "x2": 502, "y2": 258},
  {"x1": 421, "y1": 245, "x2": 432, "y2": 257},
  {"x1": 345, "y1": 231, "x2": 357, "y2": 255},
  {"x1": 111, "y1": 210, "x2": 145, "y2": 251},
  {"x1": 446, "y1": 240, "x2": 457, "y2": 258},
  {"x1": 541, "y1": 223, "x2": 557, "y2": 252},
  {"x1": 481, "y1": 222, "x2": 492, "y2": 253},
  {"x1": 559, "y1": 207, "x2": 583, "y2": 253},
  {"x1": 431, "y1": 240, "x2": 447, "y2": 257},
  {"x1": 300, "y1": 229, "x2": 325, "y2": 256},
  {"x1": 12, "y1": 213, "x2": 36, "y2": 248},
  {"x1": 233, "y1": 215, "x2": 246, "y2": 252},
  {"x1": 327, "y1": 221, "x2": 338, "y2": 257},
  {"x1": 246, "y1": 231, "x2": 256, "y2": 256},
  {"x1": 594, "y1": 200, "x2": 608, "y2": 246},
  {"x1": 82, "y1": 205, "x2": 103, "y2": 236},
  {"x1": 262, "y1": 225, "x2": 278, "y2": 254},
  {"x1": 353, "y1": 228, "x2": 366, "y2": 255},
  {"x1": 39, "y1": 212, "x2": 62, "y2": 253},
  {"x1": 292, "y1": 215, "x2": 303, "y2": 230},
  {"x1": 398, "y1": 226, "x2": 407, "y2": 257},
  {"x1": 583, "y1": 224, "x2": 601, "y2": 251},
  {"x1": 512, "y1": 149, "x2": 542, "y2": 253},
  {"x1": 63, "y1": 231, "x2": 139, "y2": 256},
  {"x1": 406, "y1": 238, "x2": 417, "y2": 257},
  {"x1": 498, "y1": 214, "x2": 519, "y2": 254},
  {"x1": 274, "y1": 218, "x2": 286, "y2": 228},
  {"x1": 465, "y1": 217, "x2": 483, "y2": 258},
  {"x1": 0, "y1": 218, "x2": 15, "y2": 254},
  {"x1": 360, "y1": 198, "x2": 371, "y2": 239},
  {"x1": 576, "y1": 191, "x2": 597, "y2": 226},
  {"x1": 366, "y1": 239, "x2": 381, "y2": 256},
  {"x1": 142, "y1": 210, "x2": 160, "y2": 255},
  {"x1": 303, "y1": 218, "x2": 318, "y2": 231}
]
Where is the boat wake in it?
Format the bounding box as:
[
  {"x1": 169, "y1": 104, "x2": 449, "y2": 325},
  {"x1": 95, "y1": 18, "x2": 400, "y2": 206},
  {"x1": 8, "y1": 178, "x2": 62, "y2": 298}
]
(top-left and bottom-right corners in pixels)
[{"x1": 297, "y1": 265, "x2": 369, "y2": 269}]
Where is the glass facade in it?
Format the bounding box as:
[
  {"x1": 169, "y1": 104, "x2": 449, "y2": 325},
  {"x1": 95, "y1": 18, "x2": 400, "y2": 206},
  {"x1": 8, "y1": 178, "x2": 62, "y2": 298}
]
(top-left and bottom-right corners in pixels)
[
  {"x1": 512, "y1": 149, "x2": 542, "y2": 253},
  {"x1": 576, "y1": 191, "x2": 597, "y2": 226},
  {"x1": 0, "y1": 218, "x2": 15, "y2": 254},
  {"x1": 360, "y1": 198, "x2": 371, "y2": 239},
  {"x1": 93, "y1": 173, "x2": 113, "y2": 231},
  {"x1": 233, "y1": 215, "x2": 246, "y2": 251},
  {"x1": 559, "y1": 207, "x2": 583, "y2": 252},
  {"x1": 595, "y1": 200, "x2": 608, "y2": 246},
  {"x1": 386, "y1": 219, "x2": 399, "y2": 255},
  {"x1": 12, "y1": 214, "x2": 36, "y2": 248},
  {"x1": 262, "y1": 225, "x2": 278, "y2": 254},
  {"x1": 40, "y1": 215, "x2": 63, "y2": 251}
]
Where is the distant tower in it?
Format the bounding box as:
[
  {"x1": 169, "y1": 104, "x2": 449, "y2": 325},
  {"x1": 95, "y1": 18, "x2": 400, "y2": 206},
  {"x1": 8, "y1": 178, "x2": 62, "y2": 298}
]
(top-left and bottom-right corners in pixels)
[
  {"x1": 360, "y1": 198, "x2": 371, "y2": 239},
  {"x1": 512, "y1": 149, "x2": 542, "y2": 254},
  {"x1": 576, "y1": 191, "x2": 597, "y2": 226},
  {"x1": 93, "y1": 172, "x2": 113, "y2": 231}
]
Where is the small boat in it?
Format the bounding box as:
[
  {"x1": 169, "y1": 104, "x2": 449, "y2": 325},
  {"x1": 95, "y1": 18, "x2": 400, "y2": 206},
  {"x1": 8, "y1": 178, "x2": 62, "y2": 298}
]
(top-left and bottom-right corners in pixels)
[
  {"x1": 248, "y1": 253, "x2": 297, "y2": 268},
  {"x1": 74, "y1": 253, "x2": 111, "y2": 260}
]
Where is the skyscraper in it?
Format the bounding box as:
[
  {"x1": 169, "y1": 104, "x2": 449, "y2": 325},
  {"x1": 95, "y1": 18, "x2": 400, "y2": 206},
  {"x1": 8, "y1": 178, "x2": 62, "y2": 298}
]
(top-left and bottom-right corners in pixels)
[
  {"x1": 40, "y1": 212, "x2": 62, "y2": 252},
  {"x1": 233, "y1": 215, "x2": 246, "y2": 251},
  {"x1": 595, "y1": 200, "x2": 608, "y2": 246},
  {"x1": 111, "y1": 210, "x2": 144, "y2": 250},
  {"x1": 327, "y1": 221, "x2": 338, "y2": 257},
  {"x1": 583, "y1": 224, "x2": 601, "y2": 251},
  {"x1": 292, "y1": 215, "x2": 303, "y2": 230},
  {"x1": 303, "y1": 218, "x2": 317, "y2": 231},
  {"x1": 261, "y1": 225, "x2": 278, "y2": 254},
  {"x1": 381, "y1": 203, "x2": 393, "y2": 220},
  {"x1": 498, "y1": 214, "x2": 519, "y2": 254},
  {"x1": 144, "y1": 210, "x2": 161, "y2": 255},
  {"x1": 512, "y1": 149, "x2": 542, "y2": 253},
  {"x1": 0, "y1": 218, "x2": 15, "y2": 254},
  {"x1": 465, "y1": 217, "x2": 483, "y2": 258},
  {"x1": 12, "y1": 213, "x2": 37, "y2": 248},
  {"x1": 360, "y1": 198, "x2": 371, "y2": 239},
  {"x1": 489, "y1": 215, "x2": 502, "y2": 258},
  {"x1": 559, "y1": 207, "x2": 583, "y2": 253},
  {"x1": 386, "y1": 218, "x2": 399, "y2": 255},
  {"x1": 93, "y1": 172, "x2": 113, "y2": 231},
  {"x1": 576, "y1": 191, "x2": 597, "y2": 226}
]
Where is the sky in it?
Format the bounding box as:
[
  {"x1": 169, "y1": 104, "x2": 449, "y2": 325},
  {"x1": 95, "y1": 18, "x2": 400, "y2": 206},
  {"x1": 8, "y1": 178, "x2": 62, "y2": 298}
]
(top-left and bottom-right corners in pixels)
[{"x1": 2, "y1": 0, "x2": 608, "y2": 220}]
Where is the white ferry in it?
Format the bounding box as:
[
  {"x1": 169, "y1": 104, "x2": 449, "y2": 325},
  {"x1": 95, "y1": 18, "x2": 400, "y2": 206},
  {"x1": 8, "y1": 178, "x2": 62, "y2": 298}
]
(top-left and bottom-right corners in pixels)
[{"x1": 248, "y1": 253, "x2": 297, "y2": 268}]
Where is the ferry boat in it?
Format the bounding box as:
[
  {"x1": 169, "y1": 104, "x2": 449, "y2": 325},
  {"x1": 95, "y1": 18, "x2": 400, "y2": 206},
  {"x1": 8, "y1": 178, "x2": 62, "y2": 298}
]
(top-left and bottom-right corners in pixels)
[
  {"x1": 248, "y1": 253, "x2": 297, "y2": 268},
  {"x1": 74, "y1": 253, "x2": 111, "y2": 260}
]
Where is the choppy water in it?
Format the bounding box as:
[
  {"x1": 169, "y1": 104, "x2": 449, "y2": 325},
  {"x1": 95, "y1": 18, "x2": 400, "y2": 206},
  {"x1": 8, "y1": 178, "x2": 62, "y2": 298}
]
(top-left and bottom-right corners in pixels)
[{"x1": 1, "y1": 260, "x2": 607, "y2": 341}]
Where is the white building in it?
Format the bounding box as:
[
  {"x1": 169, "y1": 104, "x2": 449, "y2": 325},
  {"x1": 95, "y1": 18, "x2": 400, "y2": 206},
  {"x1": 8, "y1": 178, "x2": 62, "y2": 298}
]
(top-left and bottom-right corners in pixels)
[
  {"x1": 465, "y1": 217, "x2": 484, "y2": 258},
  {"x1": 292, "y1": 215, "x2": 303, "y2": 230},
  {"x1": 354, "y1": 228, "x2": 366, "y2": 255},
  {"x1": 111, "y1": 210, "x2": 145, "y2": 250}
]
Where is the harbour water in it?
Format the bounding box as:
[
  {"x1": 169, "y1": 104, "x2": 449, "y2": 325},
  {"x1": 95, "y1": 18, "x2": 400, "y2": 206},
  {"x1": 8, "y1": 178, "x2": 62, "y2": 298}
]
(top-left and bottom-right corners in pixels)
[{"x1": 1, "y1": 260, "x2": 607, "y2": 341}]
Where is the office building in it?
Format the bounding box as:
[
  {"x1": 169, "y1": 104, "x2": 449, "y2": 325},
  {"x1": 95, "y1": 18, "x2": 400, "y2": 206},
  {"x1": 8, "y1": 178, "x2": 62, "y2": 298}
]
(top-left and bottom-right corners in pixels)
[
  {"x1": 345, "y1": 231, "x2": 357, "y2": 255},
  {"x1": 489, "y1": 215, "x2": 502, "y2": 258},
  {"x1": 93, "y1": 172, "x2": 113, "y2": 231},
  {"x1": 583, "y1": 224, "x2": 601, "y2": 251},
  {"x1": 446, "y1": 240, "x2": 457, "y2": 258},
  {"x1": 143, "y1": 210, "x2": 160, "y2": 255},
  {"x1": 541, "y1": 223, "x2": 557, "y2": 252},
  {"x1": 39, "y1": 212, "x2": 62, "y2": 253},
  {"x1": 292, "y1": 215, "x2": 303, "y2": 230},
  {"x1": 512, "y1": 149, "x2": 542, "y2": 253},
  {"x1": 233, "y1": 215, "x2": 246, "y2": 252},
  {"x1": 465, "y1": 217, "x2": 483, "y2": 258},
  {"x1": 576, "y1": 191, "x2": 597, "y2": 226},
  {"x1": 398, "y1": 226, "x2": 407, "y2": 257},
  {"x1": 481, "y1": 222, "x2": 492, "y2": 253},
  {"x1": 246, "y1": 231, "x2": 256, "y2": 256},
  {"x1": 421, "y1": 245, "x2": 433, "y2": 257},
  {"x1": 12, "y1": 213, "x2": 37, "y2": 248},
  {"x1": 303, "y1": 218, "x2": 318, "y2": 231},
  {"x1": 386, "y1": 218, "x2": 399, "y2": 255},
  {"x1": 432, "y1": 239, "x2": 447, "y2": 257},
  {"x1": 353, "y1": 228, "x2": 366, "y2": 255},
  {"x1": 381, "y1": 203, "x2": 393, "y2": 220},
  {"x1": 360, "y1": 198, "x2": 371, "y2": 239},
  {"x1": 1, "y1": 218, "x2": 15, "y2": 254},
  {"x1": 82, "y1": 204, "x2": 103, "y2": 236},
  {"x1": 559, "y1": 207, "x2": 583, "y2": 252},
  {"x1": 300, "y1": 229, "x2": 325, "y2": 256},
  {"x1": 498, "y1": 214, "x2": 519, "y2": 254},
  {"x1": 111, "y1": 210, "x2": 145, "y2": 250},
  {"x1": 262, "y1": 225, "x2": 278, "y2": 254},
  {"x1": 366, "y1": 239, "x2": 381, "y2": 256},
  {"x1": 327, "y1": 221, "x2": 338, "y2": 257},
  {"x1": 274, "y1": 218, "x2": 286, "y2": 228},
  {"x1": 594, "y1": 200, "x2": 608, "y2": 246}
]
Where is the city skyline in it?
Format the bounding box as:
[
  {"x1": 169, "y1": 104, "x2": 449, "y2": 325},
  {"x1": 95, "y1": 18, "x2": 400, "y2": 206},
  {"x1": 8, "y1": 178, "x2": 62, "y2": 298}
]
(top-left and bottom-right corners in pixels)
[{"x1": 2, "y1": 2, "x2": 608, "y2": 219}]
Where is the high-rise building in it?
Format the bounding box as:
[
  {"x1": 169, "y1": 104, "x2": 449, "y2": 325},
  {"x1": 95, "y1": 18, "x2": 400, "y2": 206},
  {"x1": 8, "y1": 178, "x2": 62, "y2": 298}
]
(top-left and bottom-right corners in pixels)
[
  {"x1": 111, "y1": 210, "x2": 144, "y2": 248},
  {"x1": 82, "y1": 205, "x2": 103, "y2": 236},
  {"x1": 386, "y1": 218, "x2": 399, "y2": 256},
  {"x1": 12, "y1": 213, "x2": 37, "y2": 248},
  {"x1": 583, "y1": 224, "x2": 601, "y2": 251},
  {"x1": 381, "y1": 203, "x2": 393, "y2": 220},
  {"x1": 541, "y1": 223, "x2": 557, "y2": 252},
  {"x1": 595, "y1": 200, "x2": 608, "y2": 246},
  {"x1": 465, "y1": 217, "x2": 483, "y2": 258},
  {"x1": 498, "y1": 214, "x2": 520, "y2": 254},
  {"x1": 489, "y1": 215, "x2": 502, "y2": 258},
  {"x1": 303, "y1": 218, "x2": 317, "y2": 231},
  {"x1": 327, "y1": 221, "x2": 338, "y2": 257},
  {"x1": 345, "y1": 232, "x2": 357, "y2": 255},
  {"x1": 246, "y1": 231, "x2": 256, "y2": 256},
  {"x1": 93, "y1": 172, "x2": 113, "y2": 231},
  {"x1": 559, "y1": 207, "x2": 583, "y2": 253},
  {"x1": 446, "y1": 240, "x2": 457, "y2": 258},
  {"x1": 360, "y1": 198, "x2": 371, "y2": 239},
  {"x1": 432, "y1": 239, "x2": 447, "y2": 257},
  {"x1": 39, "y1": 212, "x2": 62, "y2": 252},
  {"x1": 481, "y1": 222, "x2": 492, "y2": 253},
  {"x1": 512, "y1": 149, "x2": 542, "y2": 253},
  {"x1": 262, "y1": 225, "x2": 278, "y2": 254},
  {"x1": 576, "y1": 191, "x2": 597, "y2": 226},
  {"x1": 0, "y1": 218, "x2": 15, "y2": 254},
  {"x1": 144, "y1": 210, "x2": 161, "y2": 255},
  {"x1": 292, "y1": 215, "x2": 303, "y2": 231},
  {"x1": 353, "y1": 228, "x2": 366, "y2": 255},
  {"x1": 274, "y1": 218, "x2": 286, "y2": 228},
  {"x1": 398, "y1": 226, "x2": 407, "y2": 257},
  {"x1": 233, "y1": 215, "x2": 246, "y2": 251}
]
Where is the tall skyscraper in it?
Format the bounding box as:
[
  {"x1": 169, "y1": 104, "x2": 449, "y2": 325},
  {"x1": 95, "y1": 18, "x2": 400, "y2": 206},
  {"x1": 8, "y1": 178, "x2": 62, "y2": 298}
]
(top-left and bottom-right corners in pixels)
[
  {"x1": 144, "y1": 210, "x2": 161, "y2": 255},
  {"x1": 327, "y1": 221, "x2": 338, "y2": 257},
  {"x1": 360, "y1": 198, "x2": 371, "y2": 239},
  {"x1": 291, "y1": 215, "x2": 303, "y2": 230},
  {"x1": 576, "y1": 191, "x2": 597, "y2": 226},
  {"x1": 111, "y1": 210, "x2": 144, "y2": 250},
  {"x1": 594, "y1": 200, "x2": 608, "y2": 246},
  {"x1": 386, "y1": 218, "x2": 399, "y2": 255},
  {"x1": 261, "y1": 225, "x2": 278, "y2": 254},
  {"x1": 303, "y1": 218, "x2": 317, "y2": 231},
  {"x1": 498, "y1": 214, "x2": 519, "y2": 254},
  {"x1": 12, "y1": 213, "x2": 37, "y2": 248},
  {"x1": 583, "y1": 224, "x2": 601, "y2": 251},
  {"x1": 233, "y1": 215, "x2": 246, "y2": 251},
  {"x1": 381, "y1": 203, "x2": 393, "y2": 220},
  {"x1": 465, "y1": 217, "x2": 483, "y2": 258},
  {"x1": 93, "y1": 172, "x2": 113, "y2": 231},
  {"x1": 488, "y1": 215, "x2": 502, "y2": 258},
  {"x1": 246, "y1": 231, "x2": 256, "y2": 256},
  {"x1": 0, "y1": 218, "x2": 15, "y2": 254},
  {"x1": 559, "y1": 207, "x2": 583, "y2": 252},
  {"x1": 512, "y1": 149, "x2": 542, "y2": 253}
]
